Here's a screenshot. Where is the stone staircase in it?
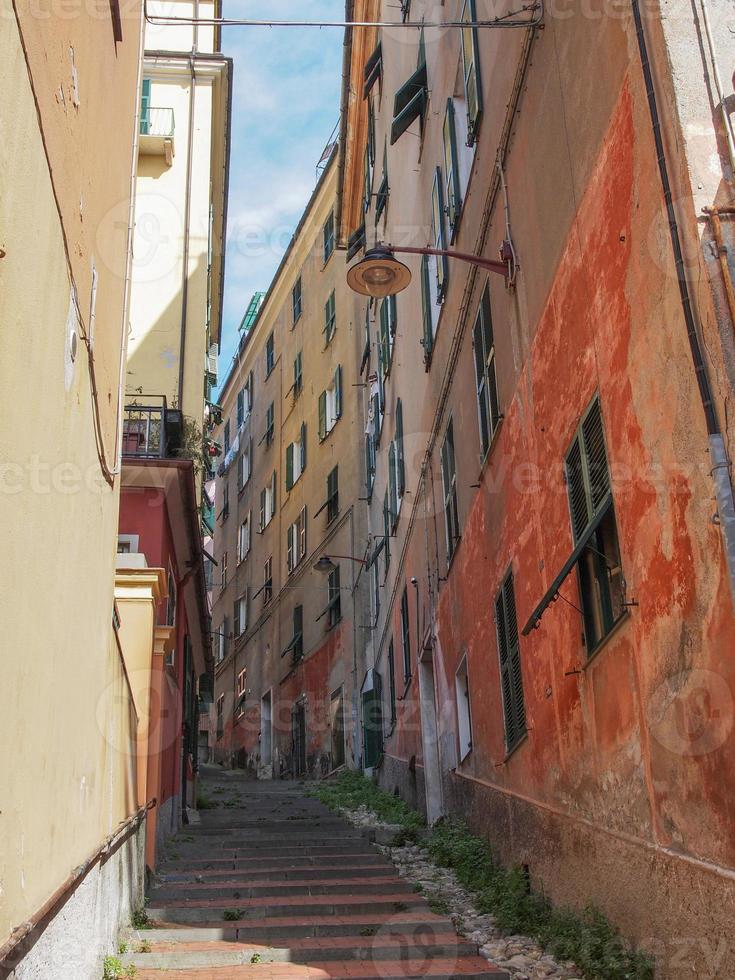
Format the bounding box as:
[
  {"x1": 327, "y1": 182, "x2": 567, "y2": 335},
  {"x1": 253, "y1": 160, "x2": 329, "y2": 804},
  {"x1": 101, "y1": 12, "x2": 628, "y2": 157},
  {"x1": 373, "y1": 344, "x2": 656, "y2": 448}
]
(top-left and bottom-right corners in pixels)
[{"x1": 125, "y1": 771, "x2": 509, "y2": 980}]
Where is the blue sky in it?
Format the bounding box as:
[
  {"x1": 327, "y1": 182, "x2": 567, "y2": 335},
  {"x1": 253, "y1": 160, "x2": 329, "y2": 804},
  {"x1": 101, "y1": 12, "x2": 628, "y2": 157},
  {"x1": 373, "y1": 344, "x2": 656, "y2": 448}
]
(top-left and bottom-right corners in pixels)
[{"x1": 219, "y1": 1, "x2": 345, "y2": 383}]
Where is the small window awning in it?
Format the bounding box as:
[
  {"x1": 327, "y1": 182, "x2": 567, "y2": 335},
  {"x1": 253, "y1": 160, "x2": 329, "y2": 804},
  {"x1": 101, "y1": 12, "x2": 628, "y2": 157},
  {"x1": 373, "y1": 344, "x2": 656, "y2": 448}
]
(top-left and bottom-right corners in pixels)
[
  {"x1": 347, "y1": 224, "x2": 366, "y2": 262},
  {"x1": 366, "y1": 535, "x2": 386, "y2": 567},
  {"x1": 521, "y1": 495, "x2": 612, "y2": 636}
]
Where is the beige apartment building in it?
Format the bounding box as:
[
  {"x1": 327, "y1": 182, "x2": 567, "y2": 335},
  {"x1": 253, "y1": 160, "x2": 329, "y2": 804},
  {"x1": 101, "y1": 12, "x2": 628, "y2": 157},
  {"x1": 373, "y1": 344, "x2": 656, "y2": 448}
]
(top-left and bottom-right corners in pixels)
[
  {"x1": 0, "y1": 2, "x2": 150, "y2": 977},
  {"x1": 211, "y1": 152, "x2": 370, "y2": 777},
  {"x1": 126, "y1": 0, "x2": 231, "y2": 433}
]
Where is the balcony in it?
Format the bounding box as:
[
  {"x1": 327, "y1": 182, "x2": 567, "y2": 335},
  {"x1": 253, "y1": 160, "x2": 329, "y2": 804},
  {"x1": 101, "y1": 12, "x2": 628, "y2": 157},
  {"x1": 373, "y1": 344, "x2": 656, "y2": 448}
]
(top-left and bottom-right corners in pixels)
[
  {"x1": 139, "y1": 107, "x2": 175, "y2": 165},
  {"x1": 122, "y1": 397, "x2": 184, "y2": 460}
]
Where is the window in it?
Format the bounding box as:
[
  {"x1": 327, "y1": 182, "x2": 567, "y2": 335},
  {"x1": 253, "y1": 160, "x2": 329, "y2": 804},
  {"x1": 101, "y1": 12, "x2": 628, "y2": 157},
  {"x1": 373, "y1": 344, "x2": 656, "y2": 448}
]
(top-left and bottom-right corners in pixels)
[
  {"x1": 238, "y1": 437, "x2": 253, "y2": 491},
  {"x1": 390, "y1": 44, "x2": 428, "y2": 145},
  {"x1": 236, "y1": 668, "x2": 247, "y2": 716},
  {"x1": 286, "y1": 423, "x2": 307, "y2": 491},
  {"x1": 371, "y1": 559, "x2": 381, "y2": 624},
  {"x1": 216, "y1": 694, "x2": 224, "y2": 739},
  {"x1": 461, "y1": 0, "x2": 483, "y2": 144},
  {"x1": 323, "y1": 211, "x2": 335, "y2": 263},
  {"x1": 292, "y1": 276, "x2": 302, "y2": 325},
  {"x1": 237, "y1": 377, "x2": 252, "y2": 428},
  {"x1": 283, "y1": 604, "x2": 304, "y2": 663},
  {"x1": 431, "y1": 167, "x2": 449, "y2": 300},
  {"x1": 400, "y1": 586, "x2": 411, "y2": 680},
  {"x1": 363, "y1": 41, "x2": 382, "y2": 99},
  {"x1": 237, "y1": 387, "x2": 245, "y2": 427},
  {"x1": 223, "y1": 419, "x2": 231, "y2": 454},
  {"x1": 265, "y1": 332, "x2": 275, "y2": 376},
  {"x1": 362, "y1": 673, "x2": 383, "y2": 768},
  {"x1": 324, "y1": 290, "x2": 337, "y2": 345},
  {"x1": 365, "y1": 434, "x2": 376, "y2": 500},
  {"x1": 234, "y1": 593, "x2": 247, "y2": 637},
  {"x1": 421, "y1": 254, "x2": 435, "y2": 364},
  {"x1": 388, "y1": 441, "x2": 400, "y2": 530},
  {"x1": 455, "y1": 657, "x2": 472, "y2": 761},
  {"x1": 259, "y1": 471, "x2": 277, "y2": 530},
  {"x1": 376, "y1": 146, "x2": 389, "y2": 222},
  {"x1": 238, "y1": 513, "x2": 251, "y2": 563},
  {"x1": 220, "y1": 482, "x2": 230, "y2": 522},
  {"x1": 440, "y1": 420, "x2": 460, "y2": 561},
  {"x1": 262, "y1": 402, "x2": 275, "y2": 447},
  {"x1": 263, "y1": 556, "x2": 273, "y2": 605},
  {"x1": 565, "y1": 398, "x2": 624, "y2": 653},
  {"x1": 348, "y1": 223, "x2": 367, "y2": 262},
  {"x1": 395, "y1": 398, "x2": 406, "y2": 497},
  {"x1": 287, "y1": 507, "x2": 308, "y2": 573},
  {"x1": 363, "y1": 101, "x2": 375, "y2": 214},
  {"x1": 326, "y1": 466, "x2": 339, "y2": 522},
  {"x1": 443, "y1": 99, "x2": 462, "y2": 236},
  {"x1": 387, "y1": 639, "x2": 397, "y2": 725},
  {"x1": 293, "y1": 351, "x2": 303, "y2": 398},
  {"x1": 495, "y1": 571, "x2": 525, "y2": 751},
  {"x1": 317, "y1": 564, "x2": 341, "y2": 629},
  {"x1": 382, "y1": 489, "x2": 392, "y2": 576},
  {"x1": 473, "y1": 283, "x2": 501, "y2": 458},
  {"x1": 378, "y1": 296, "x2": 397, "y2": 379},
  {"x1": 216, "y1": 615, "x2": 229, "y2": 664},
  {"x1": 330, "y1": 688, "x2": 346, "y2": 769},
  {"x1": 318, "y1": 366, "x2": 342, "y2": 440},
  {"x1": 166, "y1": 566, "x2": 176, "y2": 627},
  {"x1": 221, "y1": 550, "x2": 228, "y2": 590}
]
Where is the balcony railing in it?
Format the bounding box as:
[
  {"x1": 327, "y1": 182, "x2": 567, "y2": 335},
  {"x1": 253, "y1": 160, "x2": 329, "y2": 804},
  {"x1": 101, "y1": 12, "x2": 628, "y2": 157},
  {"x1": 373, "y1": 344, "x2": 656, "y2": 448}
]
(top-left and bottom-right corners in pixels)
[
  {"x1": 140, "y1": 106, "x2": 175, "y2": 138},
  {"x1": 123, "y1": 397, "x2": 183, "y2": 459}
]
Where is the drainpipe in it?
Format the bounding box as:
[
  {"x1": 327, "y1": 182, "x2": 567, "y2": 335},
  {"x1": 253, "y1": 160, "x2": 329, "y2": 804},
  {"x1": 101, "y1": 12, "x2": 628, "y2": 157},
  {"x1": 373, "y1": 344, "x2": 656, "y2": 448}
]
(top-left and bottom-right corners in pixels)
[{"x1": 632, "y1": 0, "x2": 735, "y2": 607}]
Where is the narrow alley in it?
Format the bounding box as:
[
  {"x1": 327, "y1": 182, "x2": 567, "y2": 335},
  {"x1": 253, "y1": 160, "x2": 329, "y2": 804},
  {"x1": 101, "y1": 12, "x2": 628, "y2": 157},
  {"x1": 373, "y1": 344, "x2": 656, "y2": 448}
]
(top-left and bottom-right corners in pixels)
[{"x1": 125, "y1": 769, "x2": 508, "y2": 980}]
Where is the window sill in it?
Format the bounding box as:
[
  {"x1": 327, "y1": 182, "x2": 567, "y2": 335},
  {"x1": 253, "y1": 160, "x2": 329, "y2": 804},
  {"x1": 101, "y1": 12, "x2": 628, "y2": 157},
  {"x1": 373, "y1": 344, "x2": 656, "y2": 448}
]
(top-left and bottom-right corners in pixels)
[
  {"x1": 503, "y1": 731, "x2": 528, "y2": 764},
  {"x1": 583, "y1": 610, "x2": 631, "y2": 668}
]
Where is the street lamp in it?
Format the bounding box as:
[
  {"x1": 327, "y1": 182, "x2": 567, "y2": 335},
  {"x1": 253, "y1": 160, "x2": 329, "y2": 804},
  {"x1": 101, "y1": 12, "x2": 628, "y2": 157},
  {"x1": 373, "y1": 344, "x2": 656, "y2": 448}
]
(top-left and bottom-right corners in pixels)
[
  {"x1": 346, "y1": 243, "x2": 513, "y2": 298},
  {"x1": 313, "y1": 554, "x2": 367, "y2": 573}
]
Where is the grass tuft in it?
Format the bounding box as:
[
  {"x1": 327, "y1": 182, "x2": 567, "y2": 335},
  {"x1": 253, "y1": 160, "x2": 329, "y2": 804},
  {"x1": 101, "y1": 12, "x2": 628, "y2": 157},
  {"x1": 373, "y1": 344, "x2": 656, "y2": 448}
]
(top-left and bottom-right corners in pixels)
[
  {"x1": 314, "y1": 770, "x2": 654, "y2": 980},
  {"x1": 102, "y1": 956, "x2": 136, "y2": 979}
]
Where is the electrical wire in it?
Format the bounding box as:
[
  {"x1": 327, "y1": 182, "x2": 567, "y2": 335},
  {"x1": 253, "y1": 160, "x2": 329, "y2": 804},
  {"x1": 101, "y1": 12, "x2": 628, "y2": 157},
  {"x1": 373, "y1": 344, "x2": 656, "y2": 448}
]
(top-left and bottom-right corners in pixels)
[{"x1": 143, "y1": 0, "x2": 543, "y2": 31}]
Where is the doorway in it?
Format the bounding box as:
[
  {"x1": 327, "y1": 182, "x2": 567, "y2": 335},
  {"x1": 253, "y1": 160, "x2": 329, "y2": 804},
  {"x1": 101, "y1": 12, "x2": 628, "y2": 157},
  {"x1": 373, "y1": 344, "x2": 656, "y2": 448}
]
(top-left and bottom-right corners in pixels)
[
  {"x1": 291, "y1": 699, "x2": 307, "y2": 776},
  {"x1": 418, "y1": 652, "x2": 444, "y2": 824},
  {"x1": 330, "y1": 687, "x2": 346, "y2": 770},
  {"x1": 260, "y1": 691, "x2": 272, "y2": 777}
]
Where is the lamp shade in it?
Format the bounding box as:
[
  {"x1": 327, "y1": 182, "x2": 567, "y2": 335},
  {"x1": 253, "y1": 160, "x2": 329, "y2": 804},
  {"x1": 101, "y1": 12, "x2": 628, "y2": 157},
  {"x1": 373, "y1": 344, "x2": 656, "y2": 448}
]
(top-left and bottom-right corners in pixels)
[{"x1": 346, "y1": 246, "x2": 413, "y2": 297}]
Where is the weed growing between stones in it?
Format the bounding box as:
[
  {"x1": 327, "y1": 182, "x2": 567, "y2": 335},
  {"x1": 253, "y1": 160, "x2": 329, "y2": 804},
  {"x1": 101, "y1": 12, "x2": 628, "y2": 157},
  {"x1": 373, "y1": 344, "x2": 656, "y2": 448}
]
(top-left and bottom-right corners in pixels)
[
  {"x1": 314, "y1": 769, "x2": 654, "y2": 980},
  {"x1": 102, "y1": 956, "x2": 136, "y2": 979}
]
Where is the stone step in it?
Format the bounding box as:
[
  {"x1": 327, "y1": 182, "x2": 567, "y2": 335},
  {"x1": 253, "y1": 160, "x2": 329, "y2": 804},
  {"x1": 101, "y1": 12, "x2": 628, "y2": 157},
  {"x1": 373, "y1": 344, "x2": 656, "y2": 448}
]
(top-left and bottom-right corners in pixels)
[
  {"x1": 165, "y1": 839, "x2": 374, "y2": 854},
  {"x1": 158, "y1": 864, "x2": 396, "y2": 883},
  {"x1": 139, "y1": 913, "x2": 454, "y2": 944},
  {"x1": 150, "y1": 877, "x2": 411, "y2": 901},
  {"x1": 158, "y1": 854, "x2": 389, "y2": 872},
  {"x1": 123, "y1": 937, "x2": 479, "y2": 969},
  {"x1": 132, "y1": 958, "x2": 509, "y2": 979},
  {"x1": 148, "y1": 896, "x2": 428, "y2": 924}
]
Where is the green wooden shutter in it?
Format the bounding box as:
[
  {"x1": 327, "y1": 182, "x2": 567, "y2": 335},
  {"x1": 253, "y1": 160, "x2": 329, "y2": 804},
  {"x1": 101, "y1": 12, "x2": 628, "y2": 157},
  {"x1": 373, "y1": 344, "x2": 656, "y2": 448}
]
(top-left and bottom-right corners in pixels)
[
  {"x1": 388, "y1": 294, "x2": 397, "y2": 336},
  {"x1": 495, "y1": 572, "x2": 525, "y2": 750},
  {"x1": 335, "y1": 365, "x2": 342, "y2": 418},
  {"x1": 443, "y1": 98, "x2": 462, "y2": 234},
  {"x1": 300, "y1": 422, "x2": 307, "y2": 471},
  {"x1": 362, "y1": 684, "x2": 384, "y2": 767},
  {"x1": 379, "y1": 301, "x2": 389, "y2": 376},
  {"x1": 432, "y1": 168, "x2": 448, "y2": 299},
  {"x1": 286, "y1": 443, "x2": 294, "y2": 491},
  {"x1": 473, "y1": 310, "x2": 490, "y2": 455},
  {"x1": 395, "y1": 399, "x2": 405, "y2": 494},
  {"x1": 565, "y1": 398, "x2": 610, "y2": 543},
  {"x1": 387, "y1": 642, "x2": 397, "y2": 724},
  {"x1": 388, "y1": 441, "x2": 397, "y2": 525},
  {"x1": 318, "y1": 391, "x2": 327, "y2": 440},
  {"x1": 383, "y1": 489, "x2": 391, "y2": 570},
  {"x1": 421, "y1": 254, "x2": 433, "y2": 361},
  {"x1": 234, "y1": 599, "x2": 240, "y2": 637},
  {"x1": 259, "y1": 488, "x2": 266, "y2": 529},
  {"x1": 140, "y1": 78, "x2": 151, "y2": 135}
]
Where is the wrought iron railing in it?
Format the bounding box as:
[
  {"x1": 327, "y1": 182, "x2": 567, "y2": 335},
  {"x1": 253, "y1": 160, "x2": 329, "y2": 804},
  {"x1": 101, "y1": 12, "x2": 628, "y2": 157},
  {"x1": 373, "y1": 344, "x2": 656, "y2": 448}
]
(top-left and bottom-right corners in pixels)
[
  {"x1": 122, "y1": 397, "x2": 183, "y2": 459},
  {"x1": 140, "y1": 106, "x2": 175, "y2": 138}
]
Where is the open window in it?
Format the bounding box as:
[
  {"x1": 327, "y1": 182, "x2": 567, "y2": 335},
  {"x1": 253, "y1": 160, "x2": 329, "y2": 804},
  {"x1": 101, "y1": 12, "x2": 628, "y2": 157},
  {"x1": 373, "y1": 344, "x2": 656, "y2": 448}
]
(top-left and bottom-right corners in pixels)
[
  {"x1": 286, "y1": 507, "x2": 307, "y2": 573},
  {"x1": 390, "y1": 40, "x2": 428, "y2": 145},
  {"x1": 496, "y1": 571, "x2": 525, "y2": 751},
  {"x1": 318, "y1": 366, "x2": 342, "y2": 440},
  {"x1": 286, "y1": 423, "x2": 307, "y2": 491},
  {"x1": 455, "y1": 655, "x2": 473, "y2": 761},
  {"x1": 282, "y1": 604, "x2": 304, "y2": 664}
]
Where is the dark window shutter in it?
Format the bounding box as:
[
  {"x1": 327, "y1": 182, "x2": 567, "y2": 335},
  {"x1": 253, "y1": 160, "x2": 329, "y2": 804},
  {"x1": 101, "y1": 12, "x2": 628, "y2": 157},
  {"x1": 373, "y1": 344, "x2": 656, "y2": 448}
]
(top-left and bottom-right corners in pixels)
[
  {"x1": 473, "y1": 312, "x2": 490, "y2": 455},
  {"x1": 443, "y1": 98, "x2": 462, "y2": 233},
  {"x1": 566, "y1": 436, "x2": 589, "y2": 541},
  {"x1": 421, "y1": 255, "x2": 433, "y2": 361},
  {"x1": 335, "y1": 365, "x2": 343, "y2": 418},
  {"x1": 395, "y1": 399, "x2": 405, "y2": 494},
  {"x1": 496, "y1": 572, "x2": 525, "y2": 749},
  {"x1": 286, "y1": 443, "x2": 294, "y2": 491},
  {"x1": 318, "y1": 391, "x2": 327, "y2": 440},
  {"x1": 300, "y1": 422, "x2": 307, "y2": 471},
  {"x1": 363, "y1": 42, "x2": 383, "y2": 99},
  {"x1": 347, "y1": 224, "x2": 366, "y2": 261},
  {"x1": 393, "y1": 62, "x2": 427, "y2": 117},
  {"x1": 582, "y1": 400, "x2": 611, "y2": 512},
  {"x1": 432, "y1": 167, "x2": 449, "y2": 298}
]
